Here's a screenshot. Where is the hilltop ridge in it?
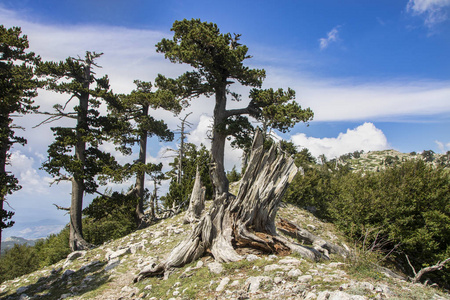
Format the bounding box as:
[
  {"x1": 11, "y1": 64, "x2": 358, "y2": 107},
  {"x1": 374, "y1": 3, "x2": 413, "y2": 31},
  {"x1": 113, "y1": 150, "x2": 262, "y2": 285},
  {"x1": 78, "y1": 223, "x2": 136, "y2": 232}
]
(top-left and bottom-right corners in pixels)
[{"x1": 1, "y1": 203, "x2": 448, "y2": 300}]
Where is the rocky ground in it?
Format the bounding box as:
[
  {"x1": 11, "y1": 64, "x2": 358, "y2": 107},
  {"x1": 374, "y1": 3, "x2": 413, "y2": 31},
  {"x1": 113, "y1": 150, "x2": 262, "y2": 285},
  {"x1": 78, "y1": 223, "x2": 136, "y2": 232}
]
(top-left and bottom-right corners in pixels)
[
  {"x1": 343, "y1": 149, "x2": 448, "y2": 172},
  {"x1": 1, "y1": 204, "x2": 449, "y2": 300}
]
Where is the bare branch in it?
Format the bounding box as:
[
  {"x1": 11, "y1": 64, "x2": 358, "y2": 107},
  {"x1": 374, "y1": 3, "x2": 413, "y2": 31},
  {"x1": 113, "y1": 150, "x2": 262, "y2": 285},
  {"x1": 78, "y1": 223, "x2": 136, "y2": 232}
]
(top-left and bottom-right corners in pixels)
[
  {"x1": 49, "y1": 176, "x2": 72, "y2": 186},
  {"x1": 411, "y1": 257, "x2": 450, "y2": 283},
  {"x1": 33, "y1": 111, "x2": 77, "y2": 128},
  {"x1": 3, "y1": 200, "x2": 15, "y2": 210},
  {"x1": 406, "y1": 254, "x2": 417, "y2": 276},
  {"x1": 53, "y1": 203, "x2": 70, "y2": 211}
]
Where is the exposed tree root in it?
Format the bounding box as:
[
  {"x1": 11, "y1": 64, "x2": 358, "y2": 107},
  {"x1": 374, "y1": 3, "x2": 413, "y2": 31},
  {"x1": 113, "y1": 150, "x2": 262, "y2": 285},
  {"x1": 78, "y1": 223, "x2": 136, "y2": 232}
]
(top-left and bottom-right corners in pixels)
[{"x1": 277, "y1": 218, "x2": 349, "y2": 258}]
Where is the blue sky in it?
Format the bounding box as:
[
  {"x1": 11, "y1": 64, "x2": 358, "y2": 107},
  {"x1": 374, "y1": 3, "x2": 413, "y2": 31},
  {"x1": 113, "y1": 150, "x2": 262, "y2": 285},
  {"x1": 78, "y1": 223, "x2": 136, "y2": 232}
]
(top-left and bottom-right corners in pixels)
[{"x1": 1, "y1": 0, "x2": 449, "y2": 239}]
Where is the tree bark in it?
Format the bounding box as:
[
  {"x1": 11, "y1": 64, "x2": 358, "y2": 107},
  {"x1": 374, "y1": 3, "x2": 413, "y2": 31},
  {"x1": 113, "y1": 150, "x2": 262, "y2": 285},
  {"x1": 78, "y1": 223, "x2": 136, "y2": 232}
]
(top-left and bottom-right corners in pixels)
[
  {"x1": 135, "y1": 105, "x2": 150, "y2": 229},
  {"x1": 210, "y1": 85, "x2": 229, "y2": 199},
  {"x1": 69, "y1": 61, "x2": 91, "y2": 251},
  {"x1": 183, "y1": 166, "x2": 205, "y2": 224},
  {"x1": 135, "y1": 129, "x2": 321, "y2": 281}
]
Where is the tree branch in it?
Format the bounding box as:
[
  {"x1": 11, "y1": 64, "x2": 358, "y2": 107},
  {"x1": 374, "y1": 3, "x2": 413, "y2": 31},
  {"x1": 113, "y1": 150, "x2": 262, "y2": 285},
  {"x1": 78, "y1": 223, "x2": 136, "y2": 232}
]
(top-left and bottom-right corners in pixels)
[
  {"x1": 224, "y1": 106, "x2": 252, "y2": 119},
  {"x1": 49, "y1": 176, "x2": 73, "y2": 186},
  {"x1": 411, "y1": 257, "x2": 450, "y2": 283},
  {"x1": 33, "y1": 111, "x2": 77, "y2": 128},
  {"x1": 53, "y1": 203, "x2": 70, "y2": 211}
]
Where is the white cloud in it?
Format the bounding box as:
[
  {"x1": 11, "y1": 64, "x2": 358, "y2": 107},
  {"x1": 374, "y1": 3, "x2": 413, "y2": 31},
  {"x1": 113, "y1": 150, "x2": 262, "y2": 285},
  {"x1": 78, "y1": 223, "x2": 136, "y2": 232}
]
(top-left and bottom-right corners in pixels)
[
  {"x1": 263, "y1": 69, "x2": 450, "y2": 122},
  {"x1": 319, "y1": 26, "x2": 340, "y2": 50},
  {"x1": 407, "y1": 0, "x2": 450, "y2": 26},
  {"x1": 435, "y1": 140, "x2": 450, "y2": 153},
  {"x1": 291, "y1": 122, "x2": 389, "y2": 159},
  {"x1": 188, "y1": 115, "x2": 243, "y2": 171},
  {"x1": 8, "y1": 150, "x2": 53, "y2": 195}
]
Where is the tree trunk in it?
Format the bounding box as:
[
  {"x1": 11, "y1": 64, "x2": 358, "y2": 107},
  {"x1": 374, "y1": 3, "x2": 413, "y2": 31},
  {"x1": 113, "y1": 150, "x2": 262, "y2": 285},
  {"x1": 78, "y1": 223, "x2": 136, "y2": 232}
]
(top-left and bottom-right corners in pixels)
[
  {"x1": 0, "y1": 130, "x2": 7, "y2": 255},
  {"x1": 135, "y1": 105, "x2": 149, "y2": 229},
  {"x1": 183, "y1": 166, "x2": 205, "y2": 224},
  {"x1": 210, "y1": 85, "x2": 229, "y2": 199},
  {"x1": 148, "y1": 180, "x2": 158, "y2": 221},
  {"x1": 135, "y1": 129, "x2": 321, "y2": 281},
  {"x1": 69, "y1": 63, "x2": 91, "y2": 251}
]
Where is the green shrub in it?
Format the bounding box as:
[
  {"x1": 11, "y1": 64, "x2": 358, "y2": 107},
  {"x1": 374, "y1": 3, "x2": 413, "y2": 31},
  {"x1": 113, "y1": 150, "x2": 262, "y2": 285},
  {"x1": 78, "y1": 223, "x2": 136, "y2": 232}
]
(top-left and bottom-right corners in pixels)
[{"x1": 82, "y1": 191, "x2": 138, "y2": 245}]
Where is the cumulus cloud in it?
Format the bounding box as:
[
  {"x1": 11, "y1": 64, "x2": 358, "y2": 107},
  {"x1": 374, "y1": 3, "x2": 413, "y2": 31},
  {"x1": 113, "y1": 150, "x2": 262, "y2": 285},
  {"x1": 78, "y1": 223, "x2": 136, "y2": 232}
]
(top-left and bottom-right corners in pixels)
[
  {"x1": 319, "y1": 26, "x2": 341, "y2": 50},
  {"x1": 407, "y1": 0, "x2": 450, "y2": 27},
  {"x1": 8, "y1": 150, "x2": 53, "y2": 195},
  {"x1": 291, "y1": 122, "x2": 389, "y2": 159},
  {"x1": 435, "y1": 140, "x2": 450, "y2": 153}
]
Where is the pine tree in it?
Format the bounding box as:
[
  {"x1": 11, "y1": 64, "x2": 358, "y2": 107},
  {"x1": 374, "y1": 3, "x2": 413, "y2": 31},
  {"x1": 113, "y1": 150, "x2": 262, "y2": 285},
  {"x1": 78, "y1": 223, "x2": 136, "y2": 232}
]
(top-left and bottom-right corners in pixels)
[
  {"x1": 108, "y1": 77, "x2": 181, "y2": 228},
  {"x1": 0, "y1": 26, "x2": 40, "y2": 254},
  {"x1": 37, "y1": 51, "x2": 120, "y2": 251}
]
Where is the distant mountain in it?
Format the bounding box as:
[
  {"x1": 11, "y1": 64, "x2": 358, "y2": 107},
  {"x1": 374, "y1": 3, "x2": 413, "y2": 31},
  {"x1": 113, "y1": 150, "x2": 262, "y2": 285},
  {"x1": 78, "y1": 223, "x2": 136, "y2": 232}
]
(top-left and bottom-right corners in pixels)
[
  {"x1": 1, "y1": 236, "x2": 39, "y2": 255},
  {"x1": 2, "y1": 219, "x2": 66, "y2": 241}
]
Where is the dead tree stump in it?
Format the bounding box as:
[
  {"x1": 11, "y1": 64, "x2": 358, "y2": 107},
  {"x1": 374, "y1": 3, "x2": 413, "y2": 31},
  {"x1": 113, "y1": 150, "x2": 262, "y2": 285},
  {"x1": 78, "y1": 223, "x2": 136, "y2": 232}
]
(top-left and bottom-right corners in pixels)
[
  {"x1": 135, "y1": 130, "x2": 321, "y2": 281},
  {"x1": 183, "y1": 166, "x2": 205, "y2": 224}
]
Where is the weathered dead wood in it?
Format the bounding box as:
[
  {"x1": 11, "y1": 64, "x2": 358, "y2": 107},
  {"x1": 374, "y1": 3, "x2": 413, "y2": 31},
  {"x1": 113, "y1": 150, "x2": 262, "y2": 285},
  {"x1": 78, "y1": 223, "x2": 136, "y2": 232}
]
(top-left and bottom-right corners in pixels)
[
  {"x1": 135, "y1": 129, "x2": 321, "y2": 282},
  {"x1": 183, "y1": 166, "x2": 205, "y2": 224},
  {"x1": 277, "y1": 218, "x2": 349, "y2": 258},
  {"x1": 406, "y1": 255, "x2": 450, "y2": 284}
]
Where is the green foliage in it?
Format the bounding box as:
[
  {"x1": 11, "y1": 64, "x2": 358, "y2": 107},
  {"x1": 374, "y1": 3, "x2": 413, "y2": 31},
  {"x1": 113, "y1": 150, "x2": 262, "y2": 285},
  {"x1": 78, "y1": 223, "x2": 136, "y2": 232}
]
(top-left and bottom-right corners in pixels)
[
  {"x1": 162, "y1": 143, "x2": 212, "y2": 208},
  {"x1": 0, "y1": 227, "x2": 70, "y2": 283},
  {"x1": 285, "y1": 157, "x2": 450, "y2": 284},
  {"x1": 226, "y1": 166, "x2": 241, "y2": 183},
  {"x1": 156, "y1": 19, "x2": 265, "y2": 89},
  {"x1": 0, "y1": 244, "x2": 40, "y2": 283},
  {"x1": 421, "y1": 150, "x2": 435, "y2": 162},
  {"x1": 38, "y1": 52, "x2": 122, "y2": 193},
  {"x1": 33, "y1": 227, "x2": 71, "y2": 267},
  {"x1": 249, "y1": 88, "x2": 313, "y2": 134},
  {"x1": 82, "y1": 192, "x2": 138, "y2": 245},
  {"x1": 1, "y1": 25, "x2": 40, "y2": 234}
]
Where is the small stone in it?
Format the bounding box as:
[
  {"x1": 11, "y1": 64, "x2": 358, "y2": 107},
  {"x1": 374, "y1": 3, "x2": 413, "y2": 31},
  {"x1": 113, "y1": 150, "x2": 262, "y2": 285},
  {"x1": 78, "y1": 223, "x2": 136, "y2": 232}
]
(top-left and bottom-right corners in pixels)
[
  {"x1": 274, "y1": 276, "x2": 283, "y2": 284},
  {"x1": 305, "y1": 292, "x2": 317, "y2": 299},
  {"x1": 267, "y1": 254, "x2": 278, "y2": 260},
  {"x1": 288, "y1": 268, "x2": 303, "y2": 277},
  {"x1": 195, "y1": 260, "x2": 204, "y2": 268},
  {"x1": 298, "y1": 275, "x2": 313, "y2": 283},
  {"x1": 307, "y1": 224, "x2": 316, "y2": 231},
  {"x1": 60, "y1": 293, "x2": 73, "y2": 299},
  {"x1": 230, "y1": 280, "x2": 240, "y2": 287},
  {"x1": 264, "y1": 264, "x2": 282, "y2": 272},
  {"x1": 104, "y1": 258, "x2": 120, "y2": 271},
  {"x1": 68, "y1": 250, "x2": 86, "y2": 261},
  {"x1": 208, "y1": 261, "x2": 223, "y2": 274},
  {"x1": 279, "y1": 257, "x2": 302, "y2": 265},
  {"x1": 172, "y1": 290, "x2": 180, "y2": 296},
  {"x1": 246, "y1": 254, "x2": 260, "y2": 262},
  {"x1": 245, "y1": 276, "x2": 271, "y2": 294},
  {"x1": 61, "y1": 269, "x2": 75, "y2": 279},
  {"x1": 317, "y1": 291, "x2": 330, "y2": 300},
  {"x1": 245, "y1": 276, "x2": 262, "y2": 293},
  {"x1": 358, "y1": 281, "x2": 374, "y2": 291},
  {"x1": 16, "y1": 286, "x2": 29, "y2": 294},
  {"x1": 329, "y1": 291, "x2": 366, "y2": 300},
  {"x1": 216, "y1": 277, "x2": 230, "y2": 292},
  {"x1": 107, "y1": 248, "x2": 131, "y2": 260}
]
